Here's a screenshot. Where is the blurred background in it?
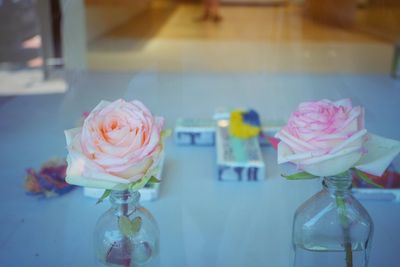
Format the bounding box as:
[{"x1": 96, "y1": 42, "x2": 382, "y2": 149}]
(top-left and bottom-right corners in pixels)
[{"x1": 0, "y1": 0, "x2": 399, "y2": 95}]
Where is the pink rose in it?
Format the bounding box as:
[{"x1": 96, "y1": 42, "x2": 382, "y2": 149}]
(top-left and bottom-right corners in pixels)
[
  {"x1": 65, "y1": 99, "x2": 164, "y2": 189},
  {"x1": 276, "y1": 99, "x2": 368, "y2": 176}
]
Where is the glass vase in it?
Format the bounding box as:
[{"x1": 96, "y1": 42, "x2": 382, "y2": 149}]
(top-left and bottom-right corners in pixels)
[
  {"x1": 94, "y1": 189, "x2": 159, "y2": 267},
  {"x1": 293, "y1": 172, "x2": 373, "y2": 267}
]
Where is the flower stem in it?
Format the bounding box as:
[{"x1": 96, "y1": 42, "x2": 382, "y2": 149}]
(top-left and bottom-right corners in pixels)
[
  {"x1": 106, "y1": 190, "x2": 133, "y2": 267},
  {"x1": 336, "y1": 195, "x2": 353, "y2": 267},
  {"x1": 121, "y1": 190, "x2": 131, "y2": 267}
]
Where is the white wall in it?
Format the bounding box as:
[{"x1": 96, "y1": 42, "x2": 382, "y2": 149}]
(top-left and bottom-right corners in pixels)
[
  {"x1": 61, "y1": 0, "x2": 150, "y2": 70},
  {"x1": 62, "y1": 0, "x2": 87, "y2": 70}
]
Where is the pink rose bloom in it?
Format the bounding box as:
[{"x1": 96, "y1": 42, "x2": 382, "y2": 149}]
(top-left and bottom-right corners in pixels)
[
  {"x1": 65, "y1": 99, "x2": 164, "y2": 189},
  {"x1": 276, "y1": 99, "x2": 368, "y2": 177}
]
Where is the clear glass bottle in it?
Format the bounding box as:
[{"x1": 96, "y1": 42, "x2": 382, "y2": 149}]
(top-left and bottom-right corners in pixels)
[
  {"x1": 293, "y1": 172, "x2": 373, "y2": 267},
  {"x1": 94, "y1": 190, "x2": 159, "y2": 267}
]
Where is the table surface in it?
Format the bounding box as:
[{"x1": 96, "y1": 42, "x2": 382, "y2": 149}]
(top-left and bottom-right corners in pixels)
[{"x1": 0, "y1": 72, "x2": 400, "y2": 267}]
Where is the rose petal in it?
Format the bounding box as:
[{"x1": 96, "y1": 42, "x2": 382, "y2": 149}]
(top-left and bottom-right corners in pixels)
[
  {"x1": 334, "y1": 98, "x2": 352, "y2": 108},
  {"x1": 65, "y1": 99, "x2": 164, "y2": 188},
  {"x1": 302, "y1": 150, "x2": 363, "y2": 177},
  {"x1": 329, "y1": 129, "x2": 367, "y2": 154},
  {"x1": 355, "y1": 134, "x2": 400, "y2": 176},
  {"x1": 65, "y1": 127, "x2": 81, "y2": 146}
]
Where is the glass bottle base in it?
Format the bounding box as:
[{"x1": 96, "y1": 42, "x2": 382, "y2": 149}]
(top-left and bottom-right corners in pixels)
[{"x1": 294, "y1": 246, "x2": 368, "y2": 267}]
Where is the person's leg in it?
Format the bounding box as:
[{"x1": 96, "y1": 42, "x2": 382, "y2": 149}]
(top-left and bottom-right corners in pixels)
[
  {"x1": 199, "y1": 0, "x2": 212, "y2": 20},
  {"x1": 210, "y1": 0, "x2": 222, "y2": 22}
]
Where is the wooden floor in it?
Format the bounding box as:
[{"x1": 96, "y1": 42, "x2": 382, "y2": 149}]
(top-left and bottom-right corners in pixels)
[
  {"x1": 107, "y1": 3, "x2": 384, "y2": 43},
  {"x1": 355, "y1": 0, "x2": 400, "y2": 42},
  {"x1": 87, "y1": 2, "x2": 394, "y2": 73}
]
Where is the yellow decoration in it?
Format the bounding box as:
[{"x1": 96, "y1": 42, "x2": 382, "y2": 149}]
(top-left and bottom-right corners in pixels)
[{"x1": 229, "y1": 110, "x2": 261, "y2": 139}]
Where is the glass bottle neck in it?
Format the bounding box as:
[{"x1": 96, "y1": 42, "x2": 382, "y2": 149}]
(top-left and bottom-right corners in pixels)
[
  {"x1": 322, "y1": 172, "x2": 352, "y2": 195},
  {"x1": 110, "y1": 190, "x2": 140, "y2": 206}
]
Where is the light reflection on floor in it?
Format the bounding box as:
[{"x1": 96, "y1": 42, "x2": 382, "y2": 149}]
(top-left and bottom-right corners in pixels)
[{"x1": 88, "y1": 3, "x2": 393, "y2": 73}]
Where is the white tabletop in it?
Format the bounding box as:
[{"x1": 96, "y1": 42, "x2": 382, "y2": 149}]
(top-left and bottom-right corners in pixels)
[{"x1": 0, "y1": 71, "x2": 399, "y2": 267}]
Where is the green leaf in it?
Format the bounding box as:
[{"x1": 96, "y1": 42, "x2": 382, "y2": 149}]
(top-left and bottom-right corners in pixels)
[
  {"x1": 282, "y1": 172, "x2": 319, "y2": 180},
  {"x1": 355, "y1": 169, "x2": 384, "y2": 189},
  {"x1": 128, "y1": 176, "x2": 150, "y2": 191},
  {"x1": 335, "y1": 195, "x2": 347, "y2": 219},
  {"x1": 147, "y1": 176, "x2": 160, "y2": 184},
  {"x1": 119, "y1": 215, "x2": 133, "y2": 237},
  {"x1": 96, "y1": 189, "x2": 112, "y2": 204},
  {"x1": 130, "y1": 217, "x2": 142, "y2": 233},
  {"x1": 128, "y1": 172, "x2": 162, "y2": 191},
  {"x1": 118, "y1": 216, "x2": 142, "y2": 237}
]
